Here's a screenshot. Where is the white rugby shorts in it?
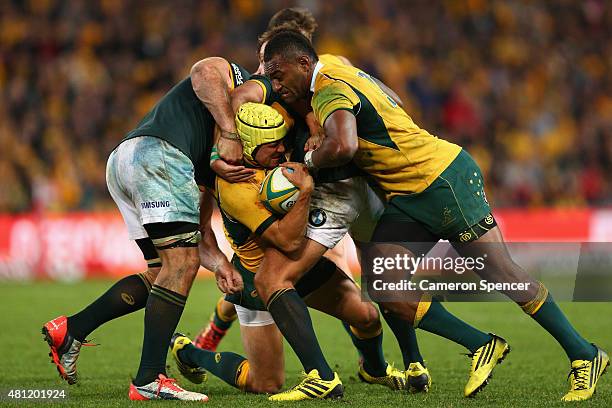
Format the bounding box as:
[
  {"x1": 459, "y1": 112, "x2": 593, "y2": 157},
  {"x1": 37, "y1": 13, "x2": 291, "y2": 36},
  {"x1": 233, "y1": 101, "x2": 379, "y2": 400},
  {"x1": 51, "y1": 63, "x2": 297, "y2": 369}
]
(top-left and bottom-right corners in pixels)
[
  {"x1": 106, "y1": 136, "x2": 201, "y2": 240},
  {"x1": 235, "y1": 304, "x2": 276, "y2": 327},
  {"x1": 306, "y1": 177, "x2": 385, "y2": 249}
]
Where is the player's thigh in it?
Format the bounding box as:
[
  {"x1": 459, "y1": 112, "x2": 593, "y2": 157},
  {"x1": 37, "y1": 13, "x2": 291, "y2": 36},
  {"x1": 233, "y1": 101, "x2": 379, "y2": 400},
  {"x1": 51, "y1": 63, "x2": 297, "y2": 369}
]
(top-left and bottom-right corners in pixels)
[
  {"x1": 350, "y1": 178, "x2": 386, "y2": 243},
  {"x1": 236, "y1": 306, "x2": 284, "y2": 391},
  {"x1": 256, "y1": 239, "x2": 327, "y2": 299},
  {"x1": 106, "y1": 147, "x2": 148, "y2": 240},
  {"x1": 306, "y1": 178, "x2": 365, "y2": 250}
]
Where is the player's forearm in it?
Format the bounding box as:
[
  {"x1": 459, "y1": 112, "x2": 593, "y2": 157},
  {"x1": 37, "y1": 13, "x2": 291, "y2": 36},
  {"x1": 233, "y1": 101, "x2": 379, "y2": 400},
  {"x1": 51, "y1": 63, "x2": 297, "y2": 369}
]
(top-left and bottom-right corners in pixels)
[
  {"x1": 198, "y1": 224, "x2": 231, "y2": 272},
  {"x1": 191, "y1": 62, "x2": 236, "y2": 134},
  {"x1": 307, "y1": 110, "x2": 358, "y2": 168},
  {"x1": 309, "y1": 137, "x2": 354, "y2": 168},
  {"x1": 275, "y1": 191, "x2": 312, "y2": 252},
  {"x1": 198, "y1": 189, "x2": 231, "y2": 272}
]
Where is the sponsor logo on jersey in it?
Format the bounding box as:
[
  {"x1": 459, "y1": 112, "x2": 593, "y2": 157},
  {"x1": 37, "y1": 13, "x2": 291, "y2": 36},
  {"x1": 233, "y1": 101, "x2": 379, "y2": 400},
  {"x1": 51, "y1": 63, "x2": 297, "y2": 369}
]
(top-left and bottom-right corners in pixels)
[
  {"x1": 231, "y1": 63, "x2": 244, "y2": 86},
  {"x1": 309, "y1": 209, "x2": 327, "y2": 227},
  {"x1": 141, "y1": 200, "x2": 171, "y2": 209}
]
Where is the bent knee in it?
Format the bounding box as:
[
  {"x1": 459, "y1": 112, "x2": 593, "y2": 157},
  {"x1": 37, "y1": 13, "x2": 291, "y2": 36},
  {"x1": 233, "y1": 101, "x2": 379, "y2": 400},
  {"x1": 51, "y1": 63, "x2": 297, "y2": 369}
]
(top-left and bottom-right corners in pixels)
[
  {"x1": 164, "y1": 249, "x2": 200, "y2": 273},
  {"x1": 140, "y1": 268, "x2": 160, "y2": 286},
  {"x1": 350, "y1": 304, "x2": 382, "y2": 335}
]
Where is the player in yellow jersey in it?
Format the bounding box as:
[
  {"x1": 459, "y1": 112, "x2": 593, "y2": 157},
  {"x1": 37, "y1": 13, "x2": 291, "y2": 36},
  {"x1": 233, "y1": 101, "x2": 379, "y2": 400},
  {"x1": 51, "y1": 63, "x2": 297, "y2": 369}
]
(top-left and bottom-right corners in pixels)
[
  {"x1": 263, "y1": 30, "x2": 608, "y2": 401},
  {"x1": 192, "y1": 8, "x2": 432, "y2": 394},
  {"x1": 171, "y1": 102, "x2": 406, "y2": 400}
]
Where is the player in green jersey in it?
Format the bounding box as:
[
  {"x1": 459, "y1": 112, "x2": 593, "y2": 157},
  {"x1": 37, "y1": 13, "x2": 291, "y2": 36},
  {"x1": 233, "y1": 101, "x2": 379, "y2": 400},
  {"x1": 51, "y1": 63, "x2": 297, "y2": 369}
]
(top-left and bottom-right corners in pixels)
[{"x1": 42, "y1": 58, "x2": 254, "y2": 401}]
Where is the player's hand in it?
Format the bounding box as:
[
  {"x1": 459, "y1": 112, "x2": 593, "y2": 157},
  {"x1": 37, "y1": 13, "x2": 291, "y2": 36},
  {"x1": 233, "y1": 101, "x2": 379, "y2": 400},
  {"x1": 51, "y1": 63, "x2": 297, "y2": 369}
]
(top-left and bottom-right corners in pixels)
[
  {"x1": 304, "y1": 126, "x2": 325, "y2": 151},
  {"x1": 217, "y1": 134, "x2": 243, "y2": 164},
  {"x1": 211, "y1": 159, "x2": 255, "y2": 182},
  {"x1": 304, "y1": 112, "x2": 325, "y2": 151},
  {"x1": 280, "y1": 162, "x2": 313, "y2": 193},
  {"x1": 214, "y1": 263, "x2": 243, "y2": 294}
]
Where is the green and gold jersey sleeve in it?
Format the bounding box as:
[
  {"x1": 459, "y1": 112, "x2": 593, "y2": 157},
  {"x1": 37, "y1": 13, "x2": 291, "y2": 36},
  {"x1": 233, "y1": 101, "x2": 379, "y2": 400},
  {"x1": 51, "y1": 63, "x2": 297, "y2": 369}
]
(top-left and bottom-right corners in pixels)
[
  {"x1": 319, "y1": 54, "x2": 347, "y2": 66},
  {"x1": 312, "y1": 79, "x2": 361, "y2": 126},
  {"x1": 217, "y1": 173, "x2": 277, "y2": 238},
  {"x1": 216, "y1": 172, "x2": 277, "y2": 273}
]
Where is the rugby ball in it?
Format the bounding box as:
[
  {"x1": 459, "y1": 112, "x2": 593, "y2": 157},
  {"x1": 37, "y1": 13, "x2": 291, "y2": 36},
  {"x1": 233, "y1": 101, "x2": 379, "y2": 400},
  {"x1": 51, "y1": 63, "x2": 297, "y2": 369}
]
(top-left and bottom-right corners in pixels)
[{"x1": 259, "y1": 167, "x2": 300, "y2": 214}]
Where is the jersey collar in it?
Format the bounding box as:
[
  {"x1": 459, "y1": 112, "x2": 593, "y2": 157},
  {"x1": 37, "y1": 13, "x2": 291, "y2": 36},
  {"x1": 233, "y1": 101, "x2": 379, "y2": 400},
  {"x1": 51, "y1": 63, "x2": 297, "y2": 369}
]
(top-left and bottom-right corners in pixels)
[{"x1": 310, "y1": 61, "x2": 324, "y2": 92}]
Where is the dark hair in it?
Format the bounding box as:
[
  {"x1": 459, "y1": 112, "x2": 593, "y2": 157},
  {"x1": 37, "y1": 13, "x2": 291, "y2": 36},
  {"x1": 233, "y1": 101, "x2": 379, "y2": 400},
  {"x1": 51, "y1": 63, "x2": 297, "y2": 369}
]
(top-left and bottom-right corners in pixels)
[
  {"x1": 263, "y1": 30, "x2": 318, "y2": 64},
  {"x1": 266, "y1": 8, "x2": 317, "y2": 36}
]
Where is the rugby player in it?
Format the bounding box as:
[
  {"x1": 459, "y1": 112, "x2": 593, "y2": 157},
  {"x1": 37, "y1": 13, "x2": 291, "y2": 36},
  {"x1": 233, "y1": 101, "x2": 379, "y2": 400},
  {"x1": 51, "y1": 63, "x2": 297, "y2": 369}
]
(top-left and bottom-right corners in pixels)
[
  {"x1": 170, "y1": 102, "x2": 405, "y2": 397},
  {"x1": 41, "y1": 57, "x2": 258, "y2": 401},
  {"x1": 193, "y1": 8, "x2": 431, "y2": 395},
  {"x1": 262, "y1": 30, "x2": 609, "y2": 401}
]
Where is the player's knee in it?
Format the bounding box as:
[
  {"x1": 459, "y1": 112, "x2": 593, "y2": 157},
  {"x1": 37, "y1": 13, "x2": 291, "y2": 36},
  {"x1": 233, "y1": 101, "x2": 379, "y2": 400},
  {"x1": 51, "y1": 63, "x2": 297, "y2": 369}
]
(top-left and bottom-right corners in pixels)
[
  {"x1": 141, "y1": 268, "x2": 160, "y2": 285},
  {"x1": 351, "y1": 303, "x2": 382, "y2": 334},
  {"x1": 254, "y1": 270, "x2": 284, "y2": 301},
  {"x1": 163, "y1": 248, "x2": 200, "y2": 277}
]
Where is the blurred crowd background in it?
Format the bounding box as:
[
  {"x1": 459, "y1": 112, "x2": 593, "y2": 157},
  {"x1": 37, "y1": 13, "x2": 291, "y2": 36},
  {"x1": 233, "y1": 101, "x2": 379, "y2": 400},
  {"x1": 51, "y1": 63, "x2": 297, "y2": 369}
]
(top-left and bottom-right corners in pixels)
[{"x1": 1, "y1": 0, "x2": 610, "y2": 212}]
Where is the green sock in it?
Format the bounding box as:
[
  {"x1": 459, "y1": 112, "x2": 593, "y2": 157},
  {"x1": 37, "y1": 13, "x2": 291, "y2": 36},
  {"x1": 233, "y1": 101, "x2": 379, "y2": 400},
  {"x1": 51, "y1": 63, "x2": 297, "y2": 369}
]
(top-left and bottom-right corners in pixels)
[
  {"x1": 212, "y1": 302, "x2": 236, "y2": 331},
  {"x1": 530, "y1": 294, "x2": 596, "y2": 361},
  {"x1": 417, "y1": 299, "x2": 492, "y2": 353},
  {"x1": 179, "y1": 344, "x2": 246, "y2": 387},
  {"x1": 342, "y1": 322, "x2": 387, "y2": 377},
  {"x1": 341, "y1": 321, "x2": 363, "y2": 359},
  {"x1": 380, "y1": 308, "x2": 424, "y2": 367}
]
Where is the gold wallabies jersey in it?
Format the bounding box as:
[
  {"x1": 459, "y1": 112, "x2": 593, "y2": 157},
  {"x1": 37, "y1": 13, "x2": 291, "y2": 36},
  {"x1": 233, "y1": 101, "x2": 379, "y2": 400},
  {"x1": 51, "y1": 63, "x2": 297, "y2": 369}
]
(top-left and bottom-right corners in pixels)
[
  {"x1": 311, "y1": 62, "x2": 462, "y2": 198},
  {"x1": 319, "y1": 54, "x2": 347, "y2": 66},
  {"x1": 215, "y1": 170, "x2": 277, "y2": 273}
]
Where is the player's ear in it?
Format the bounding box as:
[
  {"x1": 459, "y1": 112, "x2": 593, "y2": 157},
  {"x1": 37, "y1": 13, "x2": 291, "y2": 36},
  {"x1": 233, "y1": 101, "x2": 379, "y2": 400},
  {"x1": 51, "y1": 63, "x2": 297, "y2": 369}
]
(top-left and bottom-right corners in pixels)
[{"x1": 297, "y1": 55, "x2": 311, "y2": 72}]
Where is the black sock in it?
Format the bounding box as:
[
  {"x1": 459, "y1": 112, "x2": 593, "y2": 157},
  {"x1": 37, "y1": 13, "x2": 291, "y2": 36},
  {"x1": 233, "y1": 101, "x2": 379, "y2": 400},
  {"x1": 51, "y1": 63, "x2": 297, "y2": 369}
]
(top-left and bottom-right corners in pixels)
[
  {"x1": 67, "y1": 273, "x2": 151, "y2": 342},
  {"x1": 266, "y1": 288, "x2": 334, "y2": 380},
  {"x1": 133, "y1": 285, "x2": 186, "y2": 386},
  {"x1": 380, "y1": 307, "x2": 424, "y2": 367}
]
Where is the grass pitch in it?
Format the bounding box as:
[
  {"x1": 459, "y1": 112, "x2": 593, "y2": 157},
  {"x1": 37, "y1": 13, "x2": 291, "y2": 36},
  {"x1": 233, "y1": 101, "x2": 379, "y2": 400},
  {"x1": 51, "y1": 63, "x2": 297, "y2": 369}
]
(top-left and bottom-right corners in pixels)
[{"x1": 0, "y1": 279, "x2": 611, "y2": 407}]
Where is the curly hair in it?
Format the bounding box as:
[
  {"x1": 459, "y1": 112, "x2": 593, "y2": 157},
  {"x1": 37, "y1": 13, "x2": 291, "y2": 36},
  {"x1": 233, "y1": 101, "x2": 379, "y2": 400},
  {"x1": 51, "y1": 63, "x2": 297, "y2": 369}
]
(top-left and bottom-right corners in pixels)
[{"x1": 266, "y1": 7, "x2": 318, "y2": 35}]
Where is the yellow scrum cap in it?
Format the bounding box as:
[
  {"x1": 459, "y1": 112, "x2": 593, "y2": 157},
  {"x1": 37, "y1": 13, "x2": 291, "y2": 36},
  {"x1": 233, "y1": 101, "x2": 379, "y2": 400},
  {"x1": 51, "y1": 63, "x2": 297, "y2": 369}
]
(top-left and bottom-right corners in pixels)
[{"x1": 235, "y1": 102, "x2": 287, "y2": 161}]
